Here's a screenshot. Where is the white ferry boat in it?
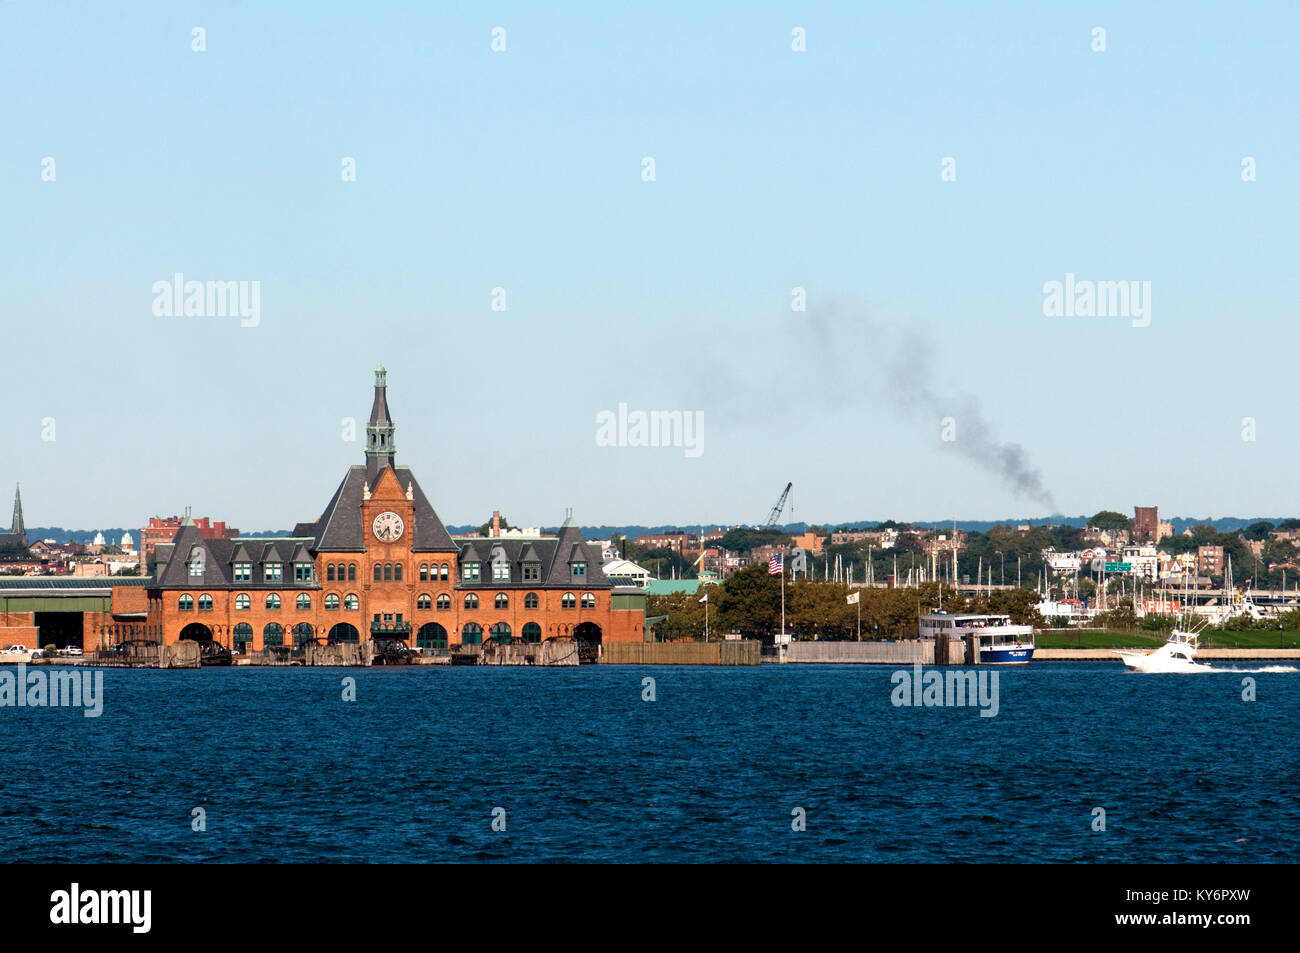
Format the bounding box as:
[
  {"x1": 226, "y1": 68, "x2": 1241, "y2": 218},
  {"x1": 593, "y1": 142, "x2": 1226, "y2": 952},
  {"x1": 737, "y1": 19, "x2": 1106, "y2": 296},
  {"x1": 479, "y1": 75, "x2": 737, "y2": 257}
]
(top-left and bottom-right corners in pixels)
[{"x1": 919, "y1": 612, "x2": 1035, "y2": 664}]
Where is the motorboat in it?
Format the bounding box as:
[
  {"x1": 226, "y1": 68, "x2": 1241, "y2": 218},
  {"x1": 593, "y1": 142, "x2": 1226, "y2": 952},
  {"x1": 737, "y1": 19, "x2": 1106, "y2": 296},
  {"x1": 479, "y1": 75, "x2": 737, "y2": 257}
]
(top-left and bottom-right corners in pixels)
[{"x1": 1113, "y1": 629, "x2": 1211, "y2": 673}]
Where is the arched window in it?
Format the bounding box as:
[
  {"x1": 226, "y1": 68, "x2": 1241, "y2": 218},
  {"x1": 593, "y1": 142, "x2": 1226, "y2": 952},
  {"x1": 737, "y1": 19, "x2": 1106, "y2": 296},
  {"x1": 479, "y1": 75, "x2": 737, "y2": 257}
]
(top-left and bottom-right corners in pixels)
[
  {"x1": 178, "y1": 594, "x2": 194, "y2": 611},
  {"x1": 263, "y1": 622, "x2": 283, "y2": 647},
  {"x1": 461, "y1": 622, "x2": 482, "y2": 645},
  {"x1": 235, "y1": 593, "x2": 250, "y2": 610},
  {"x1": 328, "y1": 623, "x2": 360, "y2": 644},
  {"x1": 344, "y1": 594, "x2": 359, "y2": 610},
  {"x1": 417, "y1": 622, "x2": 448, "y2": 652},
  {"x1": 198, "y1": 594, "x2": 213, "y2": 611},
  {"x1": 581, "y1": 592, "x2": 596, "y2": 609},
  {"x1": 348, "y1": 564, "x2": 357, "y2": 582},
  {"x1": 440, "y1": 563, "x2": 449, "y2": 580},
  {"x1": 292, "y1": 622, "x2": 315, "y2": 646},
  {"x1": 417, "y1": 594, "x2": 432, "y2": 610},
  {"x1": 522, "y1": 622, "x2": 542, "y2": 643},
  {"x1": 436, "y1": 594, "x2": 451, "y2": 610},
  {"x1": 233, "y1": 623, "x2": 253, "y2": 650},
  {"x1": 266, "y1": 593, "x2": 281, "y2": 610},
  {"x1": 394, "y1": 564, "x2": 403, "y2": 582},
  {"x1": 490, "y1": 622, "x2": 512, "y2": 644},
  {"x1": 464, "y1": 593, "x2": 479, "y2": 610},
  {"x1": 561, "y1": 592, "x2": 576, "y2": 609},
  {"x1": 296, "y1": 593, "x2": 311, "y2": 610},
  {"x1": 327, "y1": 565, "x2": 336, "y2": 582},
  {"x1": 374, "y1": 564, "x2": 382, "y2": 582},
  {"x1": 495, "y1": 592, "x2": 509, "y2": 610},
  {"x1": 524, "y1": 592, "x2": 539, "y2": 610},
  {"x1": 325, "y1": 593, "x2": 340, "y2": 610},
  {"x1": 384, "y1": 564, "x2": 393, "y2": 582},
  {"x1": 420, "y1": 564, "x2": 429, "y2": 581}
]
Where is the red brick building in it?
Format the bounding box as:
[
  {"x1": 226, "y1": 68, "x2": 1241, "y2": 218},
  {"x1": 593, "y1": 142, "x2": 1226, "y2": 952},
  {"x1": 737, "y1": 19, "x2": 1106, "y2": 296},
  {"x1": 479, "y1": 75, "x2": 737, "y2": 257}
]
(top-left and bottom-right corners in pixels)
[
  {"x1": 139, "y1": 368, "x2": 646, "y2": 653},
  {"x1": 140, "y1": 514, "x2": 238, "y2": 572}
]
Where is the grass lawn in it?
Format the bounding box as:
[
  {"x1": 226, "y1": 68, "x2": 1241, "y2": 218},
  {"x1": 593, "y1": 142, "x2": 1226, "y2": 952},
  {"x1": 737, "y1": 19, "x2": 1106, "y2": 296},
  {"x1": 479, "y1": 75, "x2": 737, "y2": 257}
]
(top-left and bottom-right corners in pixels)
[{"x1": 1037, "y1": 629, "x2": 1300, "y2": 649}]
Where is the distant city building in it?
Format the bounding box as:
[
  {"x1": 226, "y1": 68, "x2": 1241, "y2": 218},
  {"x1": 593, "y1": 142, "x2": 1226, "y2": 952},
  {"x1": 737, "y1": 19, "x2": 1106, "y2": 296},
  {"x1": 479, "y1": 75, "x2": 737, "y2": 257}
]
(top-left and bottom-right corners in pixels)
[
  {"x1": 830, "y1": 528, "x2": 898, "y2": 548},
  {"x1": 636, "y1": 532, "x2": 692, "y2": 554},
  {"x1": 601, "y1": 558, "x2": 651, "y2": 588},
  {"x1": 1197, "y1": 545, "x2": 1225, "y2": 576},
  {"x1": 140, "y1": 513, "x2": 239, "y2": 571},
  {"x1": 1133, "y1": 506, "x2": 1159, "y2": 541},
  {"x1": 789, "y1": 531, "x2": 824, "y2": 554},
  {"x1": 1121, "y1": 544, "x2": 1159, "y2": 580}
]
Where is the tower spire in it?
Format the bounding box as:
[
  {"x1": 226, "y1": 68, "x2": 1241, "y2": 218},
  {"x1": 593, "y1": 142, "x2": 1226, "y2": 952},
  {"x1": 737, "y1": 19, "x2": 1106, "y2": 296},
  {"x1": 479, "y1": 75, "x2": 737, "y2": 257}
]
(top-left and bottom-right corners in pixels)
[
  {"x1": 365, "y1": 365, "x2": 396, "y2": 482},
  {"x1": 11, "y1": 484, "x2": 24, "y2": 543}
]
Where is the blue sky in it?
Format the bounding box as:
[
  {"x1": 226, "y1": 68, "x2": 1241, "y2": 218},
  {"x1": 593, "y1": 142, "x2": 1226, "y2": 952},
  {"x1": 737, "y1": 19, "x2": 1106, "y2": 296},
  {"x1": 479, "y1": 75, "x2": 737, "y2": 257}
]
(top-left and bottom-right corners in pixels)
[{"x1": 2, "y1": 1, "x2": 1298, "y2": 531}]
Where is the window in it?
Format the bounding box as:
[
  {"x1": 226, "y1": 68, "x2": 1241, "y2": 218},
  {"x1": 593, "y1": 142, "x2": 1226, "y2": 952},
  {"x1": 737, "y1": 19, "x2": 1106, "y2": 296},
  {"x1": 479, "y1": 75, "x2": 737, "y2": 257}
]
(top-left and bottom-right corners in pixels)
[
  {"x1": 348, "y1": 564, "x2": 357, "y2": 582},
  {"x1": 235, "y1": 593, "x2": 250, "y2": 610},
  {"x1": 344, "y1": 594, "x2": 359, "y2": 610},
  {"x1": 494, "y1": 592, "x2": 509, "y2": 610},
  {"x1": 561, "y1": 592, "x2": 576, "y2": 609},
  {"x1": 461, "y1": 622, "x2": 482, "y2": 645},
  {"x1": 522, "y1": 563, "x2": 540, "y2": 582},
  {"x1": 417, "y1": 594, "x2": 432, "y2": 610},
  {"x1": 581, "y1": 592, "x2": 596, "y2": 609},
  {"x1": 265, "y1": 562, "x2": 282, "y2": 583},
  {"x1": 492, "y1": 561, "x2": 510, "y2": 582},
  {"x1": 436, "y1": 594, "x2": 451, "y2": 610},
  {"x1": 384, "y1": 564, "x2": 393, "y2": 582},
  {"x1": 295, "y1": 563, "x2": 313, "y2": 583},
  {"x1": 464, "y1": 593, "x2": 479, "y2": 610},
  {"x1": 234, "y1": 562, "x2": 252, "y2": 582},
  {"x1": 522, "y1": 622, "x2": 542, "y2": 643},
  {"x1": 374, "y1": 565, "x2": 383, "y2": 582},
  {"x1": 571, "y1": 562, "x2": 587, "y2": 579},
  {"x1": 266, "y1": 593, "x2": 281, "y2": 610},
  {"x1": 490, "y1": 622, "x2": 512, "y2": 644},
  {"x1": 394, "y1": 564, "x2": 403, "y2": 582},
  {"x1": 440, "y1": 563, "x2": 449, "y2": 580},
  {"x1": 462, "y1": 562, "x2": 480, "y2": 581},
  {"x1": 233, "y1": 623, "x2": 253, "y2": 650},
  {"x1": 327, "y1": 565, "x2": 336, "y2": 582},
  {"x1": 188, "y1": 546, "x2": 205, "y2": 577},
  {"x1": 419, "y1": 564, "x2": 428, "y2": 581},
  {"x1": 524, "y1": 592, "x2": 539, "y2": 610},
  {"x1": 296, "y1": 593, "x2": 311, "y2": 610},
  {"x1": 292, "y1": 622, "x2": 315, "y2": 647},
  {"x1": 198, "y1": 594, "x2": 213, "y2": 611},
  {"x1": 178, "y1": 594, "x2": 194, "y2": 612},
  {"x1": 263, "y1": 622, "x2": 283, "y2": 647},
  {"x1": 325, "y1": 593, "x2": 340, "y2": 610}
]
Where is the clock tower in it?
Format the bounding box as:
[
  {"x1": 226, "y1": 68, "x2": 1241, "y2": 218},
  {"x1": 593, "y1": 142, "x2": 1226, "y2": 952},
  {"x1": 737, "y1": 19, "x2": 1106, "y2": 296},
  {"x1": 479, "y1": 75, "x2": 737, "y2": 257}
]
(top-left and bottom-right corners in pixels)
[{"x1": 365, "y1": 364, "x2": 396, "y2": 484}]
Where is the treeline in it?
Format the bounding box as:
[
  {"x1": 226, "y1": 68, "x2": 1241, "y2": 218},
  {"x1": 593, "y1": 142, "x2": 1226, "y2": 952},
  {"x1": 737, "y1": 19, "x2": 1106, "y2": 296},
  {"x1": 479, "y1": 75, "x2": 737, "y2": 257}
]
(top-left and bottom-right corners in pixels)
[{"x1": 647, "y1": 563, "x2": 1042, "y2": 642}]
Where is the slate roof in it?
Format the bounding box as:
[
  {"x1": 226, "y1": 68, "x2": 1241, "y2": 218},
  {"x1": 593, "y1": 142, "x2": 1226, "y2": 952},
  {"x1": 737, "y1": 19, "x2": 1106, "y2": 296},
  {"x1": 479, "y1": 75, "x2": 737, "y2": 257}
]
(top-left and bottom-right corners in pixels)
[
  {"x1": 154, "y1": 522, "x2": 320, "y2": 589},
  {"x1": 450, "y1": 524, "x2": 610, "y2": 591},
  {"x1": 308, "y1": 465, "x2": 456, "y2": 553}
]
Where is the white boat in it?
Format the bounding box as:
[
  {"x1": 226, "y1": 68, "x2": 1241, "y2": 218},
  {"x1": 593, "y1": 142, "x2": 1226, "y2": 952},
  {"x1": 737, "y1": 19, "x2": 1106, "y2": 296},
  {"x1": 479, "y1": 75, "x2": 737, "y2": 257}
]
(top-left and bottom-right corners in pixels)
[
  {"x1": 919, "y1": 612, "x2": 1035, "y2": 664},
  {"x1": 1113, "y1": 629, "x2": 1211, "y2": 673}
]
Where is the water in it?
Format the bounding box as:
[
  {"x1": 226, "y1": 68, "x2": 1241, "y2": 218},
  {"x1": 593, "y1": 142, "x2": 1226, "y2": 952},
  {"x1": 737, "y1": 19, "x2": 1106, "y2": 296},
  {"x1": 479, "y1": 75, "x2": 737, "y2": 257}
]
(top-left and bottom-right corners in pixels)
[{"x1": 2, "y1": 663, "x2": 1296, "y2": 862}]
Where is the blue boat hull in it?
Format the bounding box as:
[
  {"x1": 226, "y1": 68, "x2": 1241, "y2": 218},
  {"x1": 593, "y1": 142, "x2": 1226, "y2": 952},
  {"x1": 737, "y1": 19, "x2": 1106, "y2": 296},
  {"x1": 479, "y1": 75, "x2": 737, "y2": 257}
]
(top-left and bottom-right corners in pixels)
[{"x1": 980, "y1": 646, "x2": 1034, "y2": 664}]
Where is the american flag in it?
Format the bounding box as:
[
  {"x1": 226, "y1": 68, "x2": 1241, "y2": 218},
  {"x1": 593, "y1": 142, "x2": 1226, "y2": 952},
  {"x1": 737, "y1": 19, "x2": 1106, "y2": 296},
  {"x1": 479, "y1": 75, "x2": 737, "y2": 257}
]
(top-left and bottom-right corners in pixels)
[{"x1": 768, "y1": 553, "x2": 783, "y2": 575}]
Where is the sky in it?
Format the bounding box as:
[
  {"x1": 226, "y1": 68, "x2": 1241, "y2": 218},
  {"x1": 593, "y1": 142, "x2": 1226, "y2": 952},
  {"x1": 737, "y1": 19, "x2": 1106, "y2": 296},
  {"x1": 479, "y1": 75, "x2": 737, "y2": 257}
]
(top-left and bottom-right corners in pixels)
[{"x1": 2, "y1": 1, "x2": 1298, "y2": 532}]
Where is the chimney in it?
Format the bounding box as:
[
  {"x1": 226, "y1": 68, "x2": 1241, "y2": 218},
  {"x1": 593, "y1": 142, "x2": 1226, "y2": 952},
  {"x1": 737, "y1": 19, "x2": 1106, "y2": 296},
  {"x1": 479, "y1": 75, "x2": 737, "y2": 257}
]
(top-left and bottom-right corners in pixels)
[{"x1": 491, "y1": 510, "x2": 501, "y2": 538}]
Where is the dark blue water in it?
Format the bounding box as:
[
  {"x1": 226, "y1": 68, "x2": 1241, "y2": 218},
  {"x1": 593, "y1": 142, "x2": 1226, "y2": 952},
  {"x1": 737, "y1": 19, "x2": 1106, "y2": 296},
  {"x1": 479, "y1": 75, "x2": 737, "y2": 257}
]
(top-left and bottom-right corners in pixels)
[{"x1": 2, "y1": 663, "x2": 1296, "y2": 862}]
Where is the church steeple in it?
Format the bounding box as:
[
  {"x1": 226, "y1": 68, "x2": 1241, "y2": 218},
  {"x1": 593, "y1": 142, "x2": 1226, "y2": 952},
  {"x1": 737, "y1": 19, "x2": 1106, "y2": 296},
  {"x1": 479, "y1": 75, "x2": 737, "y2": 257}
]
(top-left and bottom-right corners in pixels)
[
  {"x1": 10, "y1": 484, "x2": 24, "y2": 543},
  {"x1": 365, "y1": 365, "x2": 396, "y2": 482}
]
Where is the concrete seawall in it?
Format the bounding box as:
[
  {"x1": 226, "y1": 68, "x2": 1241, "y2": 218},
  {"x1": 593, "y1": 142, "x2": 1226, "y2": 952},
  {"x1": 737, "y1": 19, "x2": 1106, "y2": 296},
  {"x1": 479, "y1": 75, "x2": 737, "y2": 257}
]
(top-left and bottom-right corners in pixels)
[{"x1": 601, "y1": 641, "x2": 761, "y2": 665}]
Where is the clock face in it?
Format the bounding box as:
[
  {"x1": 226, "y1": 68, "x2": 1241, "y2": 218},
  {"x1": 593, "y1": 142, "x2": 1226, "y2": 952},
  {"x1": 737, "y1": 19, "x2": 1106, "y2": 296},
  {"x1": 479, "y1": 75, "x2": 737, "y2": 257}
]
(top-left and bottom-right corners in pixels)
[{"x1": 372, "y1": 511, "x2": 405, "y2": 542}]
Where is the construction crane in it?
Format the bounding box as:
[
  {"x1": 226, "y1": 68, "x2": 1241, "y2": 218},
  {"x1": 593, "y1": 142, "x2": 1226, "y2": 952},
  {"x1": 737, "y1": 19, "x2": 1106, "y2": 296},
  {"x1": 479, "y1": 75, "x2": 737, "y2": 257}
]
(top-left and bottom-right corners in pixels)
[{"x1": 764, "y1": 482, "x2": 793, "y2": 528}]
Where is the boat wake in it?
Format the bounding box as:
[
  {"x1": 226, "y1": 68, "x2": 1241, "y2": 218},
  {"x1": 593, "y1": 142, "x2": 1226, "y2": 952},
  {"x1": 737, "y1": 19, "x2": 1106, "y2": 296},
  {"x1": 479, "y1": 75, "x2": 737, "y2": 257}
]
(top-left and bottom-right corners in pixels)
[{"x1": 1209, "y1": 664, "x2": 1300, "y2": 674}]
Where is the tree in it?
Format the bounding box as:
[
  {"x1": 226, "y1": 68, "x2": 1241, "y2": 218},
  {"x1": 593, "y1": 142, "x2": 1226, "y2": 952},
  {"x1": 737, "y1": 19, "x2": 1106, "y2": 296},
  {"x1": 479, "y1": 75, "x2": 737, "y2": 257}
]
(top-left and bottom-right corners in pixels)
[
  {"x1": 475, "y1": 513, "x2": 512, "y2": 535},
  {"x1": 1089, "y1": 510, "x2": 1133, "y2": 532}
]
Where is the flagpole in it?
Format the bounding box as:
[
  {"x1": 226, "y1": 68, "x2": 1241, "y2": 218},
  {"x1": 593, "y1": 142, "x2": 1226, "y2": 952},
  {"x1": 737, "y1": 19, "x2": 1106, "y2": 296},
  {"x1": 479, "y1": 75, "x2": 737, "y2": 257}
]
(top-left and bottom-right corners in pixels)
[
  {"x1": 857, "y1": 597, "x2": 861, "y2": 641},
  {"x1": 780, "y1": 551, "x2": 786, "y2": 641}
]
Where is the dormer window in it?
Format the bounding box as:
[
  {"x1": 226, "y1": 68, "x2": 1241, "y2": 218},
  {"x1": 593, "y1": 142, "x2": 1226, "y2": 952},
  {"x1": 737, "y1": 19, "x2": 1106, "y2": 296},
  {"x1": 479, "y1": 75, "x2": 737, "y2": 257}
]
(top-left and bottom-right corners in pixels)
[
  {"x1": 188, "y1": 546, "x2": 205, "y2": 577},
  {"x1": 571, "y1": 561, "x2": 586, "y2": 579},
  {"x1": 462, "y1": 561, "x2": 480, "y2": 581},
  {"x1": 522, "y1": 562, "x2": 540, "y2": 582},
  {"x1": 492, "y1": 561, "x2": 510, "y2": 582},
  {"x1": 233, "y1": 562, "x2": 251, "y2": 582},
  {"x1": 265, "y1": 562, "x2": 282, "y2": 583},
  {"x1": 294, "y1": 562, "x2": 313, "y2": 583}
]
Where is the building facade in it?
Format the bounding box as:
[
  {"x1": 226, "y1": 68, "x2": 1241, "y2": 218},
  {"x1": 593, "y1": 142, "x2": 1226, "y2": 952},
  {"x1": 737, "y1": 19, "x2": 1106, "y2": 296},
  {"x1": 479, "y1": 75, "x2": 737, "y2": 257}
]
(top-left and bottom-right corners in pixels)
[{"x1": 139, "y1": 368, "x2": 646, "y2": 653}]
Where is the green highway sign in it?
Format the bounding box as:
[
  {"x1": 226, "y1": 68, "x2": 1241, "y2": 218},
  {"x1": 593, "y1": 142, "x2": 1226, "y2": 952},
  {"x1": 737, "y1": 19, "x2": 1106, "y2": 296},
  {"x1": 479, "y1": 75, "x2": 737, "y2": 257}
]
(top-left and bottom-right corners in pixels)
[{"x1": 1104, "y1": 562, "x2": 1132, "y2": 572}]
